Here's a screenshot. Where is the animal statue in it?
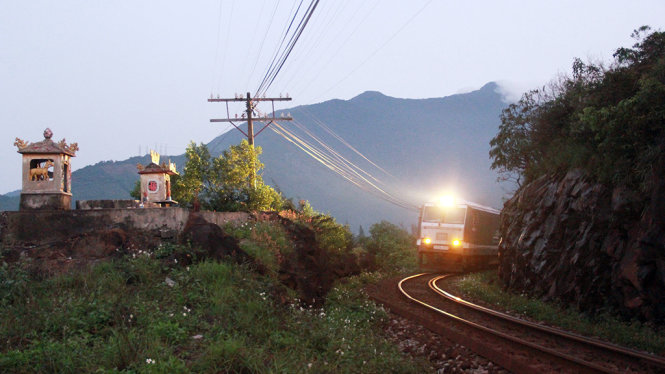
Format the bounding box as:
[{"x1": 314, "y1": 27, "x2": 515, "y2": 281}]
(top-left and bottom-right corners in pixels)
[
  {"x1": 30, "y1": 160, "x2": 54, "y2": 181},
  {"x1": 14, "y1": 138, "x2": 29, "y2": 150}
]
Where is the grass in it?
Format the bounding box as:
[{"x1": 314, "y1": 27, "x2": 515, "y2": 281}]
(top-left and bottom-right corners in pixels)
[
  {"x1": 0, "y1": 219, "x2": 430, "y2": 373},
  {"x1": 452, "y1": 271, "x2": 665, "y2": 355}
]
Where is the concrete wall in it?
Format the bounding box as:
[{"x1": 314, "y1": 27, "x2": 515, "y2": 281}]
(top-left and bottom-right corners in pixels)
[
  {"x1": 0, "y1": 208, "x2": 250, "y2": 247},
  {"x1": 76, "y1": 200, "x2": 143, "y2": 210},
  {"x1": 20, "y1": 193, "x2": 71, "y2": 211}
]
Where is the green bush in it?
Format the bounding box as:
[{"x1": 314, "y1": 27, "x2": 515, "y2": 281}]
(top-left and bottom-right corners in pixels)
[{"x1": 365, "y1": 221, "x2": 418, "y2": 273}]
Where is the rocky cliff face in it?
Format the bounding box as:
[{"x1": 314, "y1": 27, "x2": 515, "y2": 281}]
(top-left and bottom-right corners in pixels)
[{"x1": 498, "y1": 168, "x2": 665, "y2": 323}]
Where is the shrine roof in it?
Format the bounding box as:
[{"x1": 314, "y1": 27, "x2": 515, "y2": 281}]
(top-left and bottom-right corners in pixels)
[
  {"x1": 18, "y1": 138, "x2": 76, "y2": 156},
  {"x1": 15, "y1": 129, "x2": 78, "y2": 156},
  {"x1": 138, "y1": 162, "x2": 177, "y2": 175}
]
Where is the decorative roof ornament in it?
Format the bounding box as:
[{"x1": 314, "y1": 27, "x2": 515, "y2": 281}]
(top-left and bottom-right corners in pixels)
[
  {"x1": 150, "y1": 150, "x2": 160, "y2": 164},
  {"x1": 136, "y1": 150, "x2": 178, "y2": 175},
  {"x1": 14, "y1": 138, "x2": 29, "y2": 150},
  {"x1": 15, "y1": 128, "x2": 77, "y2": 156},
  {"x1": 57, "y1": 138, "x2": 79, "y2": 154}
]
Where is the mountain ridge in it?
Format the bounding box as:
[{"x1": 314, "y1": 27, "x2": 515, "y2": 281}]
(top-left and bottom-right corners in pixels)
[{"x1": 1, "y1": 83, "x2": 510, "y2": 231}]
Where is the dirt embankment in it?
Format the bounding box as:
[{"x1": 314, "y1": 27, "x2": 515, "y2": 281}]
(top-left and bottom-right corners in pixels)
[{"x1": 0, "y1": 210, "x2": 360, "y2": 306}]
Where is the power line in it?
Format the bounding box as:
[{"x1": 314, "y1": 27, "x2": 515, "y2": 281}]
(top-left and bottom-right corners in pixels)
[
  {"x1": 299, "y1": 106, "x2": 397, "y2": 179},
  {"x1": 215, "y1": 0, "x2": 236, "y2": 92},
  {"x1": 255, "y1": 0, "x2": 320, "y2": 98},
  {"x1": 210, "y1": 0, "x2": 225, "y2": 94},
  {"x1": 240, "y1": 0, "x2": 269, "y2": 87},
  {"x1": 269, "y1": 120, "x2": 418, "y2": 211},
  {"x1": 278, "y1": 0, "x2": 381, "y2": 98},
  {"x1": 312, "y1": 0, "x2": 435, "y2": 102},
  {"x1": 246, "y1": 0, "x2": 283, "y2": 89},
  {"x1": 255, "y1": 0, "x2": 306, "y2": 97}
]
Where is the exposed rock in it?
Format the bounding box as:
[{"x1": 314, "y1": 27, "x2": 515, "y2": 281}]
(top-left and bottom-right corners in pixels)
[
  {"x1": 256, "y1": 212, "x2": 361, "y2": 307},
  {"x1": 499, "y1": 168, "x2": 665, "y2": 323},
  {"x1": 180, "y1": 212, "x2": 250, "y2": 264}
]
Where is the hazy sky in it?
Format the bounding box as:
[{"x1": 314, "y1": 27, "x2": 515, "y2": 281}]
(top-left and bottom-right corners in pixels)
[{"x1": 1, "y1": 1, "x2": 664, "y2": 194}]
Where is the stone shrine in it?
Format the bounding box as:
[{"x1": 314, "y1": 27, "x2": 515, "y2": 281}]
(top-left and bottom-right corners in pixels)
[
  {"x1": 15, "y1": 128, "x2": 78, "y2": 210},
  {"x1": 136, "y1": 150, "x2": 178, "y2": 206}
]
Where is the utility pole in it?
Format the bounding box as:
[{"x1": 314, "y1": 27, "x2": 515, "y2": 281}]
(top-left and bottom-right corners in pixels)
[{"x1": 208, "y1": 92, "x2": 293, "y2": 187}]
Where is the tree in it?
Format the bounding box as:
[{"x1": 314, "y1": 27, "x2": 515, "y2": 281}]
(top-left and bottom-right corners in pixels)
[
  {"x1": 365, "y1": 221, "x2": 416, "y2": 272},
  {"x1": 172, "y1": 140, "x2": 283, "y2": 211},
  {"x1": 172, "y1": 141, "x2": 211, "y2": 206},
  {"x1": 206, "y1": 140, "x2": 282, "y2": 211},
  {"x1": 129, "y1": 180, "x2": 141, "y2": 200},
  {"x1": 489, "y1": 27, "x2": 665, "y2": 190},
  {"x1": 489, "y1": 90, "x2": 540, "y2": 187}
]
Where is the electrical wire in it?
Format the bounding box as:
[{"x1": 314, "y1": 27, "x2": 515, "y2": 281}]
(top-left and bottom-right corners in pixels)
[
  {"x1": 278, "y1": 0, "x2": 381, "y2": 98},
  {"x1": 255, "y1": 0, "x2": 306, "y2": 97},
  {"x1": 215, "y1": 0, "x2": 236, "y2": 92},
  {"x1": 210, "y1": 0, "x2": 225, "y2": 94},
  {"x1": 270, "y1": 0, "x2": 353, "y2": 93},
  {"x1": 246, "y1": 0, "x2": 282, "y2": 89},
  {"x1": 239, "y1": 0, "x2": 268, "y2": 87},
  {"x1": 269, "y1": 120, "x2": 418, "y2": 211},
  {"x1": 299, "y1": 106, "x2": 397, "y2": 179},
  {"x1": 313, "y1": 0, "x2": 434, "y2": 102},
  {"x1": 207, "y1": 2, "x2": 430, "y2": 211},
  {"x1": 255, "y1": 0, "x2": 320, "y2": 98}
]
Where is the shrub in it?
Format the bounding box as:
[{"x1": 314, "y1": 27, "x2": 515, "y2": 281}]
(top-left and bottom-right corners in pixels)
[{"x1": 365, "y1": 221, "x2": 418, "y2": 273}]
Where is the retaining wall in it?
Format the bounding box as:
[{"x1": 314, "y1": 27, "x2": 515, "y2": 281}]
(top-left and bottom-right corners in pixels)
[{"x1": 0, "y1": 208, "x2": 250, "y2": 247}]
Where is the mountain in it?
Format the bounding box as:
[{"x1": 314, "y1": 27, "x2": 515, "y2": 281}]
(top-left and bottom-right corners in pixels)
[{"x1": 1, "y1": 83, "x2": 510, "y2": 231}]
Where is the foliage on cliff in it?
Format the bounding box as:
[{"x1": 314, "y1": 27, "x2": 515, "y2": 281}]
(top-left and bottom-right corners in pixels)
[{"x1": 490, "y1": 26, "x2": 665, "y2": 191}]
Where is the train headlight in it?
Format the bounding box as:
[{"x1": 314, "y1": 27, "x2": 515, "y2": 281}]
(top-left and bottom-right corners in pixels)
[
  {"x1": 452, "y1": 239, "x2": 461, "y2": 246},
  {"x1": 423, "y1": 237, "x2": 431, "y2": 245},
  {"x1": 438, "y1": 195, "x2": 455, "y2": 207}
]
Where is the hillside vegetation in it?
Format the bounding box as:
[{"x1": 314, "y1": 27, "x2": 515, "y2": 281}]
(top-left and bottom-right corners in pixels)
[
  {"x1": 492, "y1": 27, "x2": 665, "y2": 323},
  {"x1": 490, "y1": 26, "x2": 665, "y2": 190},
  {"x1": 0, "y1": 205, "x2": 423, "y2": 372}
]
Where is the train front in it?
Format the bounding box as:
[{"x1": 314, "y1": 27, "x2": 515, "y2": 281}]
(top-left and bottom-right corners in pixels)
[{"x1": 416, "y1": 198, "x2": 467, "y2": 270}]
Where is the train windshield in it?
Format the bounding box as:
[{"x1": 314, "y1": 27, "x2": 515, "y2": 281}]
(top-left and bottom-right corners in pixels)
[{"x1": 422, "y1": 206, "x2": 466, "y2": 224}]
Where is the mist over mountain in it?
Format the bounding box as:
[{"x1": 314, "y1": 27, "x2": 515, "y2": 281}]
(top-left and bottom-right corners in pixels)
[{"x1": 1, "y1": 82, "x2": 510, "y2": 231}]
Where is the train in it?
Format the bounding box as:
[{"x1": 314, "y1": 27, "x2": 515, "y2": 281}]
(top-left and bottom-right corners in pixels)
[{"x1": 416, "y1": 198, "x2": 501, "y2": 271}]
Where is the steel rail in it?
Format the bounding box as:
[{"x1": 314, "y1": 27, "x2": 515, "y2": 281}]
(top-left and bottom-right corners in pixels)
[
  {"x1": 429, "y1": 274, "x2": 665, "y2": 371},
  {"x1": 397, "y1": 273, "x2": 619, "y2": 374}
]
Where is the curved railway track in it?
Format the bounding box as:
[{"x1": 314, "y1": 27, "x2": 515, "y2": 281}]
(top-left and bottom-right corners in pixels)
[{"x1": 398, "y1": 273, "x2": 665, "y2": 373}]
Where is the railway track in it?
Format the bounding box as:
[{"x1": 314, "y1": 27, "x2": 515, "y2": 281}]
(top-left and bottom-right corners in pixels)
[{"x1": 398, "y1": 273, "x2": 665, "y2": 373}]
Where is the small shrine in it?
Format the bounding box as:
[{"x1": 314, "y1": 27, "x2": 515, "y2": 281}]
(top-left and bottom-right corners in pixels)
[
  {"x1": 15, "y1": 128, "x2": 78, "y2": 210},
  {"x1": 136, "y1": 150, "x2": 178, "y2": 207}
]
